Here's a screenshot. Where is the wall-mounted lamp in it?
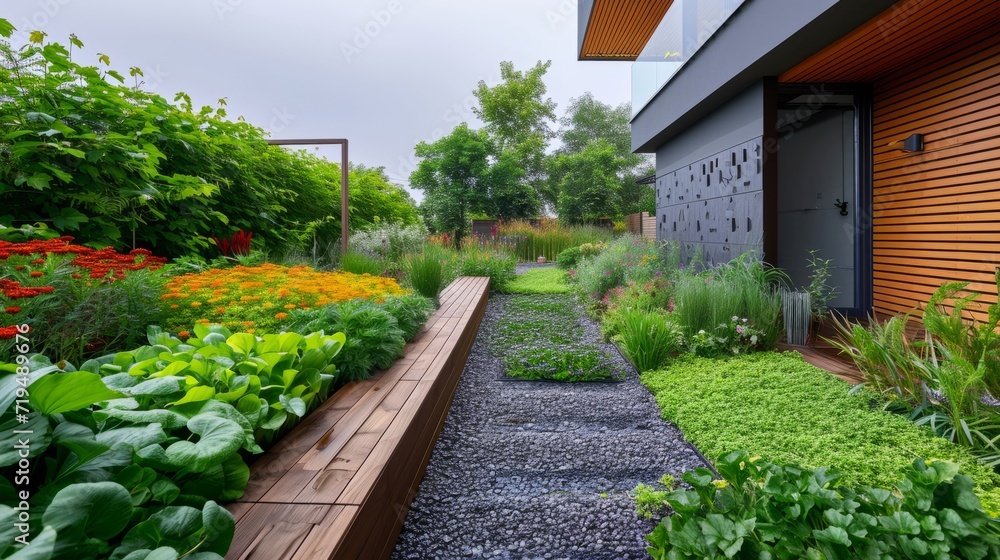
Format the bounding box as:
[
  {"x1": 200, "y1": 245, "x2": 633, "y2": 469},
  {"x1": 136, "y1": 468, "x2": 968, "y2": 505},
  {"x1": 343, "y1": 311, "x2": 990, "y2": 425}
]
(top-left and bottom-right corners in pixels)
[{"x1": 890, "y1": 133, "x2": 924, "y2": 152}]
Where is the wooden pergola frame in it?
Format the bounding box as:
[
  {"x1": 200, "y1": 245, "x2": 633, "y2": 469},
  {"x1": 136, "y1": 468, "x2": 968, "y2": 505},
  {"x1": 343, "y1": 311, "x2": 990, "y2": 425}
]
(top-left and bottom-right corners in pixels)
[{"x1": 266, "y1": 138, "x2": 350, "y2": 255}]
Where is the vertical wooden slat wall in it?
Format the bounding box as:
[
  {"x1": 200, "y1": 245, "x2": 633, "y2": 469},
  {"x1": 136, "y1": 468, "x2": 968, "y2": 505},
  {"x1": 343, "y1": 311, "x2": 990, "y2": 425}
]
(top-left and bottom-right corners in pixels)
[{"x1": 871, "y1": 27, "x2": 1000, "y2": 318}]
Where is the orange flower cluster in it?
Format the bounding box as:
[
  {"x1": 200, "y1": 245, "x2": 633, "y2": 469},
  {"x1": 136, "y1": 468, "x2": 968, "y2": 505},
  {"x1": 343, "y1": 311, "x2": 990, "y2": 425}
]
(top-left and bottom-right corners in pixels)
[{"x1": 160, "y1": 263, "x2": 408, "y2": 333}]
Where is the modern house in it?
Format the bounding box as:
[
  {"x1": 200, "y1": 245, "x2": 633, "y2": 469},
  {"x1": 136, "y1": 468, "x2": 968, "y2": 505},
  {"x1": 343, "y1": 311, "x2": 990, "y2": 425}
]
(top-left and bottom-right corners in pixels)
[{"x1": 578, "y1": 0, "x2": 1000, "y2": 318}]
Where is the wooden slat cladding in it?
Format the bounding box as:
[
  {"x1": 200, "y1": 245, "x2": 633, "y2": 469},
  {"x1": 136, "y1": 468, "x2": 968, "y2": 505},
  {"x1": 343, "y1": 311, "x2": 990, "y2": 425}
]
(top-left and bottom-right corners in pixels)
[
  {"x1": 780, "y1": 0, "x2": 1000, "y2": 320},
  {"x1": 580, "y1": 0, "x2": 673, "y2": 60},
  {"x1": 871, "y1": 22, "x2": 1000, "y2": 319}
]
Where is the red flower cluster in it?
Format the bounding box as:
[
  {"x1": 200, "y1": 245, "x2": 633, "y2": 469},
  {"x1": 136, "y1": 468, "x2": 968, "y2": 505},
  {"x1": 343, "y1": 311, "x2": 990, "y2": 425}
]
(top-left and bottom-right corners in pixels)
[
  {"x1": 0, "y1": 237, "x2": 166, "y2": 280},
  {"x1": 0, "y1": 279, "x2": 55, "y2": 299},
  {"x1": 1, "y1": 237, "x2": 167, "y2": 342},
  {"x1": 213, "y1": 230, "x2": 253, "y2": 257},
  {"x1": 0, "y1": 325, "x2": 25, "y2": 340}
]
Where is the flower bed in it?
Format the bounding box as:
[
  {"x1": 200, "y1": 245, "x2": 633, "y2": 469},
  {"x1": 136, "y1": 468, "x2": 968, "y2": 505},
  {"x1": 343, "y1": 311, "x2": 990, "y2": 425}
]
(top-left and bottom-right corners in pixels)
[
  {"x1": 161, "y1": 263, "x2": 408, "y2": 334},
  {"x1": 0, "y1": 238, "x2": 167, "y2": 361}
]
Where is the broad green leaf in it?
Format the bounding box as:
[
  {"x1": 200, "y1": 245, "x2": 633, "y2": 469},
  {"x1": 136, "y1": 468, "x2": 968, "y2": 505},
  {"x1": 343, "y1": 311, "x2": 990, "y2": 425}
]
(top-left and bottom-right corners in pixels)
[
  {"x1": 200, "y1": 501, "x2": 235, "y2": 555},
  {"x1": 29, "y1": 371, "x2": 124, "y2": 414},
  {"x1": 163, "y1": 415, "x2": 243, "y2": 472},
  {"x1": 124, "y1": 377, "x2": 185, "y2": 398},
  {"x1": 170, "y1": 385, "x2": 216, "y2": 407},
  {"x1": 113, "y1": 505, "x2": 202, "y2": 557},
  {"x1": 813, "y1": 526, "x2": 851, "y2": 546},
  {"x1": 0, "y1": 412, "x2": 50, "y2": 467},
  {"x1": 0, "y1": 505, "x2": 18, "y2": 556},
  {"x1": 226, "y1": 333, "x2": 257, "y2": 356},
  {"x1": 96, "y1": 424, "x2": 168, "y2": 451},
  {"x1": 0, "y1": 18, "x2": 14, "y2": 38},
  {"x1": 0, "y1": 363, "x2": 61, "y2": 415},
  {"x1": 879, "y1": 511, "x2": 921, "y2": 535},
  {"x1": 43, "y1": 481, "x2": 133, "y2": 538},
  {"x1": 150, "y1": 478, "x2": 180, "y2": 505},
  {"x1": 94, "y1": 406, "x2": 189, "y2": 430},
  {"x1": 6, "y1": 526, "x2": 56, "y2": 560},
  {"x1": 182, "y1": 454, "x2": 249, "y2": 501},
  {"x1": 279, "y1": 394, "x2": 307, "y2": 417},
  {"x1": 119, "y1": 548, "x2": 179, "y2": 560}
]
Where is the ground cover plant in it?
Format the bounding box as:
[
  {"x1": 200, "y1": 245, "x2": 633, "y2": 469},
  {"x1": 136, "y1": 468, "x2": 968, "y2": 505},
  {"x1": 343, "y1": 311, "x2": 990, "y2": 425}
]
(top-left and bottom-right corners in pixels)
[
  {"x1": 503, "y1": 267, "x2": 570, "y2": 294},
  {"x1": 639, "y1": 351, "x2": 1000, "y2": 514},
  {"x1": 645, "y1": 451, "x2": 1000, "y2": 559},
  {"x1": 160, "y1": 263, "x2": 407, "y2": 334},
  {"x1": 0, "y1": 324, "x2": 346, "y2": 559},
  {"x1": 491, "y1": 294, "x2": 624, "y2": 382}
]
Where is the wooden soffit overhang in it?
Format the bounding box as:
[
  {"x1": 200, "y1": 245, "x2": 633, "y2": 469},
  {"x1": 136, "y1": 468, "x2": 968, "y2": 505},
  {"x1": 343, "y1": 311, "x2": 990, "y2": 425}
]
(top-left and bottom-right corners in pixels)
[
  {"x1": 580, "y1": 0, "x2": 674, "y2": 60},
  {"x1": 780, "y1": 0, "x2": 1000, "y2": 83}
]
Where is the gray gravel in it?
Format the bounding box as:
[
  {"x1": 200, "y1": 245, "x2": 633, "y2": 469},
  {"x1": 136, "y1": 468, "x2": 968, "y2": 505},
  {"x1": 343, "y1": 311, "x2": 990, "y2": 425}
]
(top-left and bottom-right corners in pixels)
[{"x1": 391, "y1": 292, "x2": 709, "y2": 560}]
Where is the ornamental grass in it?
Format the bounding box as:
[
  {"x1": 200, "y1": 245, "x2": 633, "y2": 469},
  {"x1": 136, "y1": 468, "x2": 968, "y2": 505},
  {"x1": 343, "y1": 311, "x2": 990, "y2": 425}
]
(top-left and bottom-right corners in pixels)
[{"x1": 161, "y1": 263, "x2": 408, "y2": 334}]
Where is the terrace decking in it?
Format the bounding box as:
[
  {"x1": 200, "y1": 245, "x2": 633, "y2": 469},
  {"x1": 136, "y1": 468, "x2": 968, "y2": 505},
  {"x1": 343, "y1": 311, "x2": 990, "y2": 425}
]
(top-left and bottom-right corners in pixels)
[{"x1": 225, "y1": 276, "x2": 490, "y2": 560}]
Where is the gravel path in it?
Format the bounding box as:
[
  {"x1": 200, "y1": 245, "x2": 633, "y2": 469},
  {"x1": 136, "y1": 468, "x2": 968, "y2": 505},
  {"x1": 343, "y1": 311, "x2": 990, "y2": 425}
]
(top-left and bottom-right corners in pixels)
[{"x1": 391, "y1": 291, "x2": 709, "y2": 560}]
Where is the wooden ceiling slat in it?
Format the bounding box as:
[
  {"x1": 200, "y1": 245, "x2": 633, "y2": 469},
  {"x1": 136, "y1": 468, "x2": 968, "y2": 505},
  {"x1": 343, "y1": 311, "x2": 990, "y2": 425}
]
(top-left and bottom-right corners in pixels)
[{"x1": 580, "y1": 0, "x2": 674, "y2": 60}]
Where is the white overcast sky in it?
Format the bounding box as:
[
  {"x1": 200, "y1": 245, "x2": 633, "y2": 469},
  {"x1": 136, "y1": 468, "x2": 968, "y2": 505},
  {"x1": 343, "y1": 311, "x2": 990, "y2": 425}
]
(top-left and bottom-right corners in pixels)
[{"x1": 4, "y1": 0, "x2": 632, "y2": 201}]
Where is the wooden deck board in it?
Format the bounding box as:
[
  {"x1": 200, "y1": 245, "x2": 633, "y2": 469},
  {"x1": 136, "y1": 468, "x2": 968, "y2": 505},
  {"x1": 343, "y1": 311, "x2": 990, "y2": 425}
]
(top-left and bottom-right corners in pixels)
[{"x1": 225, "y1": 276, "x2": 490, "y2": 560}]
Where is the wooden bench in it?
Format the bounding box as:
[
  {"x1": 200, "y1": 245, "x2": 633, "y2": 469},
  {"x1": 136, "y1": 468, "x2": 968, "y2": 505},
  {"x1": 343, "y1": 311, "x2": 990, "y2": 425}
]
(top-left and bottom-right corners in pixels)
[{"x1": 225, "y1": 276, "x2": 490, "y2": 560}]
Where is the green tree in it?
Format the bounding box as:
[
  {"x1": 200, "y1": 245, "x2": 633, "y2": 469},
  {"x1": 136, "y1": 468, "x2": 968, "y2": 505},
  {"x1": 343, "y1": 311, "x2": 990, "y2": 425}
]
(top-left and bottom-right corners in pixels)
[
  {"x1": 473, "y1": 60, "x2": 554, "y2": 214},
  {"x1": 550, "y1": 93, "x2": 655, "y2": 220},
  {"x1": 550, "y1": 140, "x2": 621, "y2": 224},
  {"x1": 410, "y1": 124, "x2": 491, "y2": 247}
]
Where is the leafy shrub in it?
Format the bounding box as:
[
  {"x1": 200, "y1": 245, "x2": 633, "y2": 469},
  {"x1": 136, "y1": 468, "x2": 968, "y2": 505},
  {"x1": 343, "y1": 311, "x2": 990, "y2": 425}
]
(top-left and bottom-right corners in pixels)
[
  {"x1": 160, "y1": 263, "x2": 407, "y2": 334},
  {"x1": 574, "y1": 236, "x2": 677, "y2": 301},
  {"x1": 0, "y1": 24, "x2": 419, "y2": 257},
  {"x1": 597, "y1": 278, "x2": 675, "y2": 339},
  {"x1": 828, "y1": 275, "x2": 1000, "y2": 466},
  {"x1": 377, "y1": 294, "x2": 436, "y2": 341},
  {"x1": 640, "y1": 352, "x2": 1000, "y2": 513},
  {"x1": 405, "y1": 250, "x2": 445, "y2": 300},
  {"x1": 556, "y1": 246, "x2": 582, "y2": 269},
  {"x1": 457, "y1": 248, "x2": 516, "y2": 292},
  {"x1": 613, "y1": 309, "x2": 682, "y2": 372},
  {"x1": 351, "y1": 223, "x2": 428, "y2": 261},
  {"x1": 503, "y1": 267, "x2": 570, "y2": 294},
  {"x1": 646, "y1": 451, "x2": 1000, "y2": 559},
  {"x1": 828, "y1": 312, "x2": 928, "y2": 400},
  {"x1": 285, "y1": 299, "x2": 407, "y2": 382},
  {"x1": 339, "y1": 251, "x2": 385, "y2": 276},
  {"x1": 921, "y1": 274, "x2": 1000, "y2": 399}
]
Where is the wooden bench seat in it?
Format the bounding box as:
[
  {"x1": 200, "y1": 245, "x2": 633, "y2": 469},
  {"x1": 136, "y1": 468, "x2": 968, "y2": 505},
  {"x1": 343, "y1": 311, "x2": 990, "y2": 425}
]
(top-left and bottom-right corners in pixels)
[{"x1": 225, "y1": 276, "x2": 491, "y2": 560}]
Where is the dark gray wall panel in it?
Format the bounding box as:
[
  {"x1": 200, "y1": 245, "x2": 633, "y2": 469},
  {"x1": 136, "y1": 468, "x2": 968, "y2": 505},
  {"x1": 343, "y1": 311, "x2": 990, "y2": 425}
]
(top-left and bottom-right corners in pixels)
[{"x1": 656, "y1": 138, "x2": 764, "y2": 265}]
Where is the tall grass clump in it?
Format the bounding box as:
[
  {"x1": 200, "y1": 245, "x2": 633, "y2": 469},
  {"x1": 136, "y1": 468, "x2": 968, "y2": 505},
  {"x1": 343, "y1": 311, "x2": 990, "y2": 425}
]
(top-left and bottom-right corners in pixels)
[
  {"x1": 457, "y1": 247, "x2": 516, "y2": 291},
  {"x1": 497, "y1": 219, "x2": 612, "y2": 262},
  {"x1": 673, "y1": 254, "x2": 784, "y2": 348},
  {"x1": 405, "y1": 247, "x2": 446, "y2": 300},
  {"x1": 614, "y1": 309, "x2": 683, "y2": 372},
  {"x1": 340, "y1": 251, "x2": 385, "y2": 276}
]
